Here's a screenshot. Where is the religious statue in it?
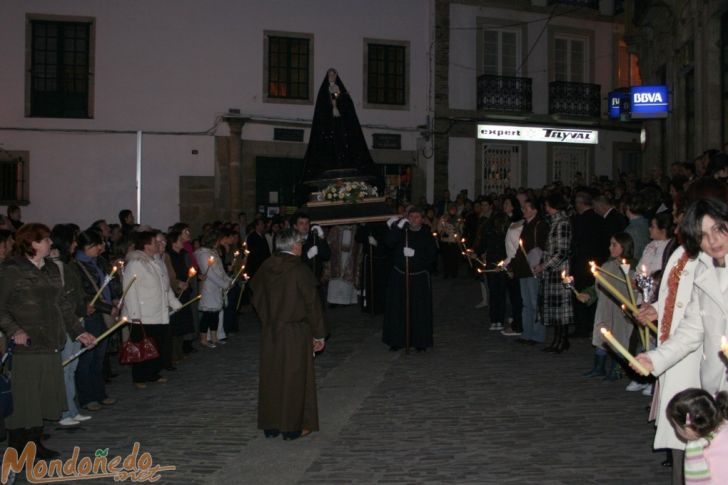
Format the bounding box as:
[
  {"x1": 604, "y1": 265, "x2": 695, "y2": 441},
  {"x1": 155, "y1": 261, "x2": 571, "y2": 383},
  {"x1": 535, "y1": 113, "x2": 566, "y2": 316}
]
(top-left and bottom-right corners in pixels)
[{"x1": 298, "y1": 68, "x2": 382, "y2": 204}]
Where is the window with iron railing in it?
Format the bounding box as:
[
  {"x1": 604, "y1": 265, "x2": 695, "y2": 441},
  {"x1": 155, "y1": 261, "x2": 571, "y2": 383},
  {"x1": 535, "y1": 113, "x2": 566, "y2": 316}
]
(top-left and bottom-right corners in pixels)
[
  {"x1": 548, "y1": 0, "x2": 599, "y2": 9},
  {"x1": 549, "y1": 81, "x2": 601, "y2": 117},
  {"x1": 477, "y1": 74, "x2": 532, "y2": 112},
  {"x1": 28, "y1": 19, "x2": 92, "y2": 118},
  {"x1": 0, "y1": 151, "x2": 29, "y2": 204}
]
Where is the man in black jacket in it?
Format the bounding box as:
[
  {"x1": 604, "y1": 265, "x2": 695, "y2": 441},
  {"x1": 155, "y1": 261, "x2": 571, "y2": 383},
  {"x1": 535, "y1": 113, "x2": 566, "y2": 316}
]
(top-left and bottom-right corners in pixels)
[
  {"x1": 571, "y1": 192, "x2": 609, "y2": 338},
  {"x1": 291, "y1": 212, "x2": 331, "y2": 283},
  {"x1": 594, "y1": 195, "x2": 628, "y2": 239}
]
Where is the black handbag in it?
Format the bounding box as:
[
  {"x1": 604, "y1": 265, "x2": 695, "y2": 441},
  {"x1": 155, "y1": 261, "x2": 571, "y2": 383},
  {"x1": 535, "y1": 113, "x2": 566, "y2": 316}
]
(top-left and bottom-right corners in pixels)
[{"x1": 0, "y1": 341, "x2": 14, "y2": 418}]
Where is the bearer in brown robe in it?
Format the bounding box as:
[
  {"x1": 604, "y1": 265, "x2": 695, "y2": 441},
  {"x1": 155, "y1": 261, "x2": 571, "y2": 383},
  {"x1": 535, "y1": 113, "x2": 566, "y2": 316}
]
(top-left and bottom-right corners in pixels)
[{"x1": 249, "y1": 228, "x2": 327, "y2": 441}]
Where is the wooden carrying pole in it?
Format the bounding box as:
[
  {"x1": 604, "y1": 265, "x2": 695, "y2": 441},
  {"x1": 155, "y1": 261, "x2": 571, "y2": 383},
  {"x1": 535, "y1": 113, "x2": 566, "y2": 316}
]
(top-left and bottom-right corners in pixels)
[
  {"x1": 405, "y1": 229, "x2": 411, "y2": 353},
  {"x1": 369, "y1": 244, "x2": 375, "y2": 315}
]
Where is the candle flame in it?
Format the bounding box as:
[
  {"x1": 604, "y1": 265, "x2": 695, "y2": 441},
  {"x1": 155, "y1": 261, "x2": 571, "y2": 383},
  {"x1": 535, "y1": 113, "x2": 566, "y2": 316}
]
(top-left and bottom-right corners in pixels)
[
  {"x1": 477, "y1": 268, "x2": 483, "y2": 274},
  {"x1": 453, "y1": 233, "x2": 458, "y2": 238},
  {"x1": 519, "y1": 239, "x2": 524, "y2": 246},
  {"x1": 497, "y1": 260, "x2": 505, "y2": 267},
  {"x1": 461, "y1": 237, "x2": 466, "y2": 243},
  {"x1": 234, "y1": 250, "x2": 240, "y2": 257},
  {"x1": 600, "y1": 327, "x2": 609, "y2": 336},
  {"x1": 244, "y1": 249, "x2": 251, "y2": 256},
  {"x1": 188, "y1": 267, "x2": 197, "y2": 277},
  {"x1": 721, "y1": 336, "x2": 728, "y2": 351},
  {"x1": 641, "y1": 264, "x2": 647, "y2": 275},
  {"x1": 208, "y1": 256, "x2": 215, "y2": 263},
  {"x1": 243, "y1": 273, "x2": 250, "y2": 280},
  {"x1": 461, "y1": 252, "x2": 466, "y2": 256},
  {"x1": 622, "y1": 259, "x2": 627, "y2": 265},
  {"x1": 561, "y1": 270, "x2": 566, "y2": 280},
  {"x1": 432, "y1": 232, "x2": 437, "y2": 237},
  {"x1": 111, "y1": 265, "x2": 117, "y2": 273}
]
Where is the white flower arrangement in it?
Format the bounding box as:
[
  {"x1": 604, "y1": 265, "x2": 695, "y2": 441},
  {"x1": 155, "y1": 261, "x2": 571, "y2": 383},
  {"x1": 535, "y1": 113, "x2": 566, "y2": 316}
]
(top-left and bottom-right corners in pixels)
[{"x1": 321, "y1": 180, "x2": 378, "y2": 203}]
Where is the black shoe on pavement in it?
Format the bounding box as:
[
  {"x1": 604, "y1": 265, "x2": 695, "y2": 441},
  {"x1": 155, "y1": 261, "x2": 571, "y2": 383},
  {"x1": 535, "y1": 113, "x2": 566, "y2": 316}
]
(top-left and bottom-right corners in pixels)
[{"x1": 264, "y1": 429, "x2": 280, "y2": 438}]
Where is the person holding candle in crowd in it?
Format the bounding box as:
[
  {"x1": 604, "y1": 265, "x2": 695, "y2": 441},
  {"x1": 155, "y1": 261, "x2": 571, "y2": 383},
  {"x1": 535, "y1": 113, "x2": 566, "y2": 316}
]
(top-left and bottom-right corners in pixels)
[
  {"x1": 534, "y1": 193, "x2": 573, "y2": 353},
  {"x1": 49, "y1": 224, "x2": 94, "y2": 427},
  {"x1": 478, "y1": 208, "x2": 509, "y2": 331},
  {"x1": 194, "y1": 230, "x2": 232, "y2": 349},
  {"x1": 436, "y1": 205, "x2": 461, "y2": 280},
  {"x1": 512, "y1": 198, "x2": 548, "y2": 344},
  {"x1": 500, "y1": 196, "x2": 524, "y2": 336},
  {"x1": 633, "y1": 181, "x2": 728, "y2": 480},
  {"x1": 666, "y1": 389, "x2": 728, "y2": 484},
  {"x1": 636, "y1": 197, "x2": 728, "y2": 400},
  {"x1": 166, "y1": 229, "x2": 196, "y2": 363},
  {"x1": 74, "y1": 229, "x2": 119, "y2": 411},
  {"x1": 123, "y1": 231, "x2": 182, "y2": 388},
  {"x1": 0, "y1": 223, "x2": 96, "y2": 458},
  {"x1": 637, "y1": 212, "x2": 673, "y2": 277},
  {"x1": 578, "y1": 233, "x2": 635, "y2": 380}
]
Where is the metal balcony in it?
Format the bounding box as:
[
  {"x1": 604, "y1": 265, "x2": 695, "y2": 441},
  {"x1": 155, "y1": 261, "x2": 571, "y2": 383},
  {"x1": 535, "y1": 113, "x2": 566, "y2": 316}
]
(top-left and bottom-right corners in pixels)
[
  {"x1": 548, "y1": 0, "x2": 599, "y2": 8},
  {"x1": 477, "y1": 74, "x2": 532, "y2": 113},
  {"x1": 549, "y1": 81, "x2": 601, "y2": 117}
]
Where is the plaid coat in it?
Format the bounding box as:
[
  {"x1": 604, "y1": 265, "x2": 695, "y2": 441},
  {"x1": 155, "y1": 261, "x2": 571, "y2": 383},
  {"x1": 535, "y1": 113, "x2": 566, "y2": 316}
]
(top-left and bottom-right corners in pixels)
[{"x1": 540, "y1": 211, "x2": 574, "y2": 327}]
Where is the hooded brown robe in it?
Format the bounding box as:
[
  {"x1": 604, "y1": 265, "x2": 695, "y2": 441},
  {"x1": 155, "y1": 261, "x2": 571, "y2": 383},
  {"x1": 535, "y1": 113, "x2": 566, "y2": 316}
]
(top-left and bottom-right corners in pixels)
[{"x1": 249, "y1": 253, "x2": 327, "y2": 433}]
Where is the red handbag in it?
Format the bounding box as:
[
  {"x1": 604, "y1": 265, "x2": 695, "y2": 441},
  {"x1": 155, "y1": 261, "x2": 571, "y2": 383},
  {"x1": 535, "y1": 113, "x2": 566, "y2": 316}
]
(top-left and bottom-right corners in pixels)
[{"x1": 119, "y1": 321, "x2": 160, "y2": 364}]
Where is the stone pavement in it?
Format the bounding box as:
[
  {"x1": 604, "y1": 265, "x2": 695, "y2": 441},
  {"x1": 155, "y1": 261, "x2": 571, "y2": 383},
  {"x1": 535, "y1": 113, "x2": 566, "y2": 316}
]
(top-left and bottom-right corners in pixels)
[{"x1": 9, "y1": 274, "x2": 672, "y2": 484}]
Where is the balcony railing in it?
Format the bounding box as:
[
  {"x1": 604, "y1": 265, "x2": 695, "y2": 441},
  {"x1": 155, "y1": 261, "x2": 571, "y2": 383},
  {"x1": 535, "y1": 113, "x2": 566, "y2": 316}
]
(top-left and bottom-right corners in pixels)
[
  {"x1": 477, "y1": 74, "x2": 532, "y2": 113},
  {"x1": 548, "y1": 0, "x2": 599, "y2": 8},
  {"x1": 549, "y1": 81, "x2": 601, "y2": 117}
]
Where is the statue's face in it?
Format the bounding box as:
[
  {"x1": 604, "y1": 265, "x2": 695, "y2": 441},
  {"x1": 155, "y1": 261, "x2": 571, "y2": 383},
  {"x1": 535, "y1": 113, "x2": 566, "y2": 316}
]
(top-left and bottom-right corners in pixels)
[{"x1": 327, "y1": 69, "x2": 337, "y2": 83}]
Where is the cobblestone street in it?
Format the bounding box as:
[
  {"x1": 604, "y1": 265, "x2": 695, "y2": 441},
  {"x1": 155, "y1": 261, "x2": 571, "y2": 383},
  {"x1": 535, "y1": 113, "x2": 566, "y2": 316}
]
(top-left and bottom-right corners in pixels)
[{"x1": 18, "y1": 275, "x2": 671, "y2": 484}]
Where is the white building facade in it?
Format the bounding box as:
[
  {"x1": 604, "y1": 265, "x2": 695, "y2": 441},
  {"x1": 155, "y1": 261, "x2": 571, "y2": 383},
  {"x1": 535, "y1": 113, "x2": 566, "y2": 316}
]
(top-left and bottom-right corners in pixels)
[
  {"x1": 434, "y1": 0, "x2": 642, "y2": 199},
  {"x1": 0, "y1": 0, "x2": 434, "y2": 230}
]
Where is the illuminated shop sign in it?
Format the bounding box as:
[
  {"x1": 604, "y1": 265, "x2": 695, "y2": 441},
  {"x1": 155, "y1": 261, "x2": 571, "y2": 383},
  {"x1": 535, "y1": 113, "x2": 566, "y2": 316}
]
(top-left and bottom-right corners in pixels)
[
  {"x1": 629, "y1": 85, "x2": 668, "y2": 119},
  {"x1": 608, "y1": 91, "x2": 628, "y2": 119},
  {"x1": 477, "y1": 124, "x2": 598, "y2": 144}
]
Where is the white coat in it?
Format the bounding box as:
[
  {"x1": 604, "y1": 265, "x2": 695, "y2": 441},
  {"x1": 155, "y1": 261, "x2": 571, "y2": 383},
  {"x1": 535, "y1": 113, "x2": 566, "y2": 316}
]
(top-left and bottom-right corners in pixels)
[
  {"x1": 648, "y1": 247, "x2": 702, "y2": 450},
  {"x1": 122, "y1": 250, "x2": 181, "y2": 324},
  {"x1": 649, "y1": 251, "x2": 728, "y2": 438},
  {"x1": 194, "y1": 247, "x2": 232, "y2": 312}
]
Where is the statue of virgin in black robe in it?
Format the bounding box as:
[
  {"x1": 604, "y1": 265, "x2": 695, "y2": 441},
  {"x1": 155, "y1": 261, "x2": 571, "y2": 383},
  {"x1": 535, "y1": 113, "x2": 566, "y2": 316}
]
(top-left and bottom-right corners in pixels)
[{"x1": 302, "y1": 68, "x2": 377, "y2": 182}]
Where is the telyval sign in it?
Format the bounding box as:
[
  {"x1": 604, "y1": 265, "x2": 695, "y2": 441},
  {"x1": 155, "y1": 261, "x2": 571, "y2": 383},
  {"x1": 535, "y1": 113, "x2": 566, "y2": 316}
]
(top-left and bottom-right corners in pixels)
[{"x1": 477, "y1": 124, "x2": 599, "y2": 145}]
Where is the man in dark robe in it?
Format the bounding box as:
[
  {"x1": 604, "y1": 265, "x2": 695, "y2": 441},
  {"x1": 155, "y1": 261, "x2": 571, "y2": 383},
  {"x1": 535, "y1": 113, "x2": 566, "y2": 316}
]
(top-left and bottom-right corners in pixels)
[
  {"x1": 355, "y1": 222, "x2": 389, "y2": 314},
  {"x1": 292, "y1": 212, "x2": 331, "y2": 282},
  {"x1": 382, "y1": 207, "x2": 438, "y2": 351},
  {"x1": 249, "y1": 228, "x2": 327, "y2": 441}
]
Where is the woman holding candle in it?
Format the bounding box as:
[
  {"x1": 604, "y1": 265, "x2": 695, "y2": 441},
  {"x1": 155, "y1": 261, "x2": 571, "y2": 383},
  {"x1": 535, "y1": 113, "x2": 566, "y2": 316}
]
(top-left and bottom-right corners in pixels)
[
  {"x1": 74, "y1": 229, "x2": 119, "y2": 411},
  {"x1": 122, "y1": 231, "x2": 182, "y2": 388},
  {"x1": 166, "y1": 229, "x2": 196, "y2": 363},
  {"x1": 49, "y1": 224, "x2": 94, "y2": 427},
  {"x1": 578, "y1": 233, "x2": 635, "y2": 380},
  {"x1": 637, "y1": 197, "x2": 728, "y2": 406},
  {"x1": 0, "y1": 224, "x2": 95, "y2": 458},
  {"x1": 533, "y1": 193, "x2": 573, "y2": 353},
  {"x1": 194, "y1": 230, "x2": 232, "y2": 348}
]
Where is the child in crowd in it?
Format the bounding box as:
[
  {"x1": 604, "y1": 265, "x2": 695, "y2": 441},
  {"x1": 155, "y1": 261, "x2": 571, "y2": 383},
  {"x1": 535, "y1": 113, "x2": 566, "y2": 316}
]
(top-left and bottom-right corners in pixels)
[
  {"x1": 667, "y1": 389, "x2": 728, "y2": 484},
  {"x1": 578, "y1": 233, "x2": 635, "y2": 381}
]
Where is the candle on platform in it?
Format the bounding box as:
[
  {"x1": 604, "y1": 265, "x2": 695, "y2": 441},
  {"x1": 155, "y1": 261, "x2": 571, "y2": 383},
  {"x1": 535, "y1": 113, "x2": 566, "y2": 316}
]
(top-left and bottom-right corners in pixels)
[
  {"x1": 89, "y1": 266, "x2": 117, "y2": 306},
  {"x1": 600, "y1": 327, "x2": 650, "y2": 376}
]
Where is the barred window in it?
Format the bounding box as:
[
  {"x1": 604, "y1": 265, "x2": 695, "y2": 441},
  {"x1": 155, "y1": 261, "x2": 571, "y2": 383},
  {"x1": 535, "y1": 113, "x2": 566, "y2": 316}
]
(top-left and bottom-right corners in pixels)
[
  {"x1": 267, "y1": 36, "x2": 310, "y2": 100},
  {"x1": 366, "y1": 43, "x2": 407, "y2": 106},
  {"x1": 29, "y1": 19, "x2": 92, "y2": 118}
]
